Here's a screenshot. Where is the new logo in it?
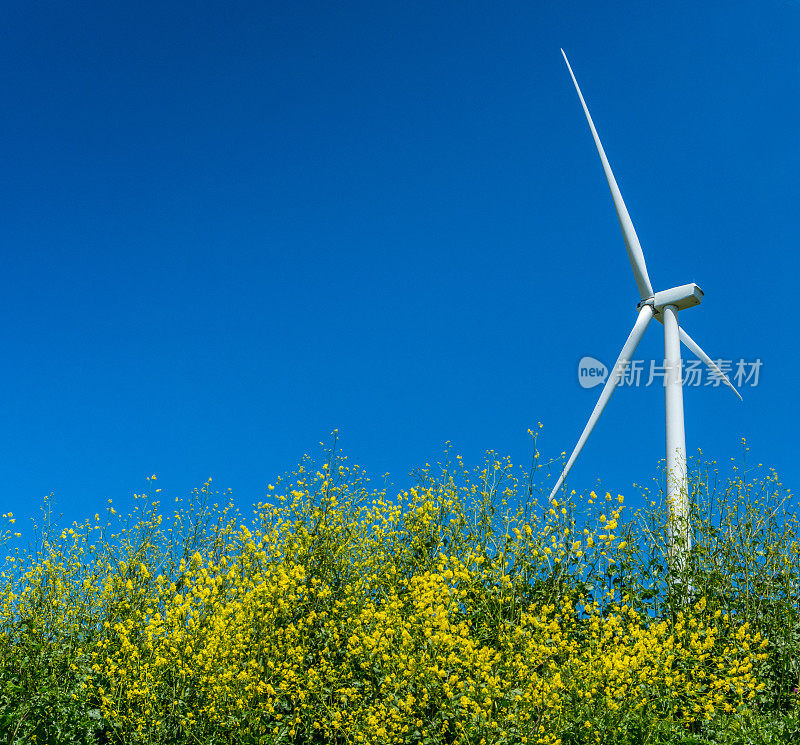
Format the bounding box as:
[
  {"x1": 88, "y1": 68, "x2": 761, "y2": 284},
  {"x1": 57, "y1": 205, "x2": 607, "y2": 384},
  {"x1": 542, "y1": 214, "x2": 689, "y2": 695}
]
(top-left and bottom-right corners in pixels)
[{"x1": 578, "y1": 356, "x2": 608, "y2": 389}]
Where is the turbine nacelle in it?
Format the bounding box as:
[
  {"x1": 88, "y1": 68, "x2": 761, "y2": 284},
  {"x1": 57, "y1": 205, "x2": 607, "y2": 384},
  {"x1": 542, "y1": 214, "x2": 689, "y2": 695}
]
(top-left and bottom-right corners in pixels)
[{"x1": 640, "y1": 283, "x2": 704, "y2": 316}]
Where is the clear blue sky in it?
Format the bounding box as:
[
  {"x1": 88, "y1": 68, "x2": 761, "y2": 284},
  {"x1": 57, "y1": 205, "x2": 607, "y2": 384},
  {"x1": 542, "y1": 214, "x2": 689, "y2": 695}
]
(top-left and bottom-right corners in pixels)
[{"x1": 2, "y1": 1, "x2": 798, "y2": 536}]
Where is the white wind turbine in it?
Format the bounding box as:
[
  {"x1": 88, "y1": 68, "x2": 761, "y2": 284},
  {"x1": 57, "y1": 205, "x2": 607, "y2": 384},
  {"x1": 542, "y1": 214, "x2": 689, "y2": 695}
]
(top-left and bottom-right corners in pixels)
[{"x1": 551, "y1": 51, "x2": 741, "y2": 553}]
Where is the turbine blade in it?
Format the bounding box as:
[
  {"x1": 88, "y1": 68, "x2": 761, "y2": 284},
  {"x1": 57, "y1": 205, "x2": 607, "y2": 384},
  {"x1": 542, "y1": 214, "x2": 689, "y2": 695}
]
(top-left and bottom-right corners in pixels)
[
  {"x1": 549, "y1": 305, "x2": 654, "y2": 501},
  {"x1": 679, "y1": 327, "x2": 743, "y2": 401},
  {"x1": 561, "y1": 49, "x2": 654, "y2": 301}
]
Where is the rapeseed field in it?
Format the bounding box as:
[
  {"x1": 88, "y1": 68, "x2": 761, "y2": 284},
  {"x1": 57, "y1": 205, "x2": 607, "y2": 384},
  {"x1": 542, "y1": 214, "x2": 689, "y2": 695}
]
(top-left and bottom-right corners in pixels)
[{"x1": 0, "y1": 434, "x2": 797, "y2": 743}]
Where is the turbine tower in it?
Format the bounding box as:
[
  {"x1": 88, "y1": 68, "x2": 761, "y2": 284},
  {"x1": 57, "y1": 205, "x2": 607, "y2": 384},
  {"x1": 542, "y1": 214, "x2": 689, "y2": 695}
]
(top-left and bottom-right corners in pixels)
[{"x1": 551, "y1": 51, "x2": 741, "y2": 556}]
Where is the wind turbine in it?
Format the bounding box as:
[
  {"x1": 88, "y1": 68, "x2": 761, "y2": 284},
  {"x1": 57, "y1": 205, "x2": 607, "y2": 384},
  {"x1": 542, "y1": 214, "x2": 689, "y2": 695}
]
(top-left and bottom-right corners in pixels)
[{"x1": 551, "y1": 51, "x2": 741, "y2": 554}]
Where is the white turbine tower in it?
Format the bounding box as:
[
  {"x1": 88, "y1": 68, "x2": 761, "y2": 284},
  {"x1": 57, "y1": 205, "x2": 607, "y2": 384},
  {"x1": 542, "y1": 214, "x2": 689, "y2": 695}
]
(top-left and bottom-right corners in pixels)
[{"x1": 551, "y1": 51, "x2": 741, "y2": 557}]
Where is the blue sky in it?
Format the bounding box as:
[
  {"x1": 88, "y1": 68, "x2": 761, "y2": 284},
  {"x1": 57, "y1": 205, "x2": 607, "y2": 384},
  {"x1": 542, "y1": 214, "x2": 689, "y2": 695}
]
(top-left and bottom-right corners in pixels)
[{"x1": 1, "y1": 1, "x2": 798, "y2": 536}]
